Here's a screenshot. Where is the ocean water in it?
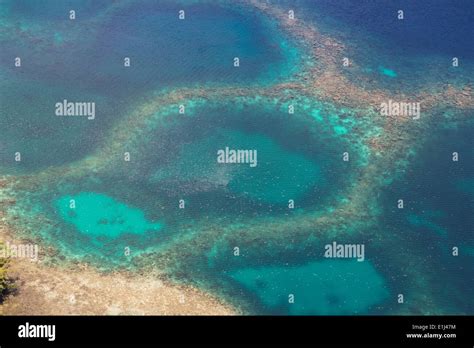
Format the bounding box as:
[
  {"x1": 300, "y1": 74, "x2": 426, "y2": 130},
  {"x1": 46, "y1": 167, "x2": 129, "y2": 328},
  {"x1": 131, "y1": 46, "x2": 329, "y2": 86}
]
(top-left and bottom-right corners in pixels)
[
  {"x1": 0, "y1": 0, "x2": 300, "y2": 173},
  {"x1": 381, "y1": 120, "x2": 474, "y2": 313},
  {"x1": 229, "y1": 260, "x2": 389, "y2": 315},
  {"x1": 5, "y1": 99, "x2": 363, "y2": 265},
  {"x1": 56, "y1": 193, "x2": 164, "y2": 238},
  {"x1": 0, "y1": 0, "x2": 472, "y2": 315},
  {"x1": 273, "y1": 0, "x2": 474, "y2": 92}
]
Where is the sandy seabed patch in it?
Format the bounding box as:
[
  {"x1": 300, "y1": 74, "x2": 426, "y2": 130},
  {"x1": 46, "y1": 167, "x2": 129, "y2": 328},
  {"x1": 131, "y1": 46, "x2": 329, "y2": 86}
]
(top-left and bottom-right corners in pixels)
[
  {"x1": 0, "y1": 218, "x2": 237, "y2": 316},
  {"x1": 0, "y1": 257, "x2": 237, "y2": 316}
]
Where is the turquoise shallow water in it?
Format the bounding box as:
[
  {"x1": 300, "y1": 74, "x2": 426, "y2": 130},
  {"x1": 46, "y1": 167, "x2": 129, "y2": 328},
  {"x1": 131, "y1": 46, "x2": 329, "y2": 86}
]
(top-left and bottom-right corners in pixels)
[
  {"x1": 56, "y1": 193, "x2": 164, "y2": 239},
  {"x1": 152, "y1": 129, "x2": 322, "y2": 204},
  {"x1": 229, "y1": 260, "x2": 389, "y2": 315}
]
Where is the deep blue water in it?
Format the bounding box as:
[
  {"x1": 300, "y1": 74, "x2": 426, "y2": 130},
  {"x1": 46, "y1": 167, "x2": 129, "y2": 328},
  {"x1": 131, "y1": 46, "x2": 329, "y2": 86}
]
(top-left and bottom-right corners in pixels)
[
  {"x1": 0, "y1": 0, "x2": 299, "y2": 173},
  {"x1": 381, "y1": 120, "x2": 474, "y2": 313},
  {"x1": 273, "y1": 0, "x2": 474, "y2": 90},
  {"x1": 301, "y1": 0, "x2": 474, "y2": 58}
]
